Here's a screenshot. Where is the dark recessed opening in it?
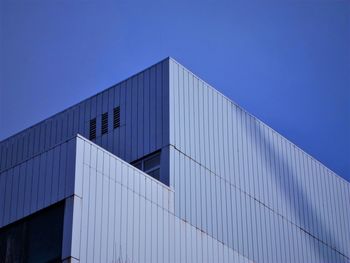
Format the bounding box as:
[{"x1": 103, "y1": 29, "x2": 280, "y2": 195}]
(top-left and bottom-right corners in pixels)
[
  {"x1": 113, "y1": 106, "x2": 120, "y2": 129},
  {"x1": 101, "y1": 112, "x2": 108, "y2": 135},
  {"x1": 89, "y1": 118, "x2": 96, "y2": 140}
]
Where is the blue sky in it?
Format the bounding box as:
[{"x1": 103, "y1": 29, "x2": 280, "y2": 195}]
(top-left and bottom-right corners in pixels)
[{"x1": 0, "y1": 0, "x2": 349, "y2": 181}]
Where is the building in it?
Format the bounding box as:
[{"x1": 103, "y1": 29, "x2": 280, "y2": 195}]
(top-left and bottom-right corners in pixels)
[{"x1": 0, "y1": 57, "x2": 349, "y2": 263}]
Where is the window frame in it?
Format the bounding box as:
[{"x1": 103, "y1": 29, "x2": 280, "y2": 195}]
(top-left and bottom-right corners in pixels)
[{"x1": 130, "y1": 150, "x2": 161, "y2": 181}]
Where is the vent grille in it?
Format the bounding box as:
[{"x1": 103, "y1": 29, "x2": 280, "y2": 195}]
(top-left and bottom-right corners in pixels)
[
  {"x1": 89, "y1": 118, "x2": 96, "y2": 140},
  {"x1": 113, "y1": 106, "x2": 120, "y2": 129},
  {"x1": 101, "y1": 112, "x2": 108, "y2": 135}
]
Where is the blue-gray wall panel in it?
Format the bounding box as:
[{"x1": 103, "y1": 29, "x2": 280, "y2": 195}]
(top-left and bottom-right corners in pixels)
[
  {"x1": 0, "y1": 59, "x2": 170, "y2": 185},
  {"x1": 0, "y1": 137, "x2": 77, "y2": 228},
  {"x1": 71, "y1": 136, "x2": 252, "y2": 263},
  {"x1": 169, "y1": 58, "x2": 350, "y2": 262},
  {"x1": 1, "y1": 58, "x2": 349, "y2": 263}
]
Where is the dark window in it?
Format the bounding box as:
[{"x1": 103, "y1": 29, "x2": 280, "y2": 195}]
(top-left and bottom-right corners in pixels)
[
  {"x1": 113, "y1": 106, "x2": 120, "y2": 129},
  {"x1": 89, "y1": 118, "x2": 96, "y2": 140},
  {"x1": 131, "y1": 151, "x2": 161, "y2": 181},
  {"x1": 101, "y1": 112, "x2": 108, "y2": 135},
  {"x1": 0, "y1": 202, "x2": 65, "y2": 263},
  {"x1": 148, "y1": 168, "x2": 160, "y2": 181},
  {"x1": 144, "y1": 154, "x2": 161, "y2": 171},
  {"x1": 133, "y1": 160, "x2": 142, "y2": 170}
]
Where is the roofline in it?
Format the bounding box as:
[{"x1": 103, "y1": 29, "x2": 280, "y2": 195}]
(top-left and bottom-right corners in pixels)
[
  {"x1": 168, "y1": 57, "x2": 350, "y2": 185},
  {"x1": 0, "y1": 57, "x2": 171, "y2": 143},
  {"x1": 1, "y1": 56, "x2": 348, "y2": 185}
]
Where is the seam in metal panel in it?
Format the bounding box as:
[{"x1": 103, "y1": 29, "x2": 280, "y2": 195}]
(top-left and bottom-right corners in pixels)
[{"x1": 170, "y1": 144, "x2": 350, "y2": 260}]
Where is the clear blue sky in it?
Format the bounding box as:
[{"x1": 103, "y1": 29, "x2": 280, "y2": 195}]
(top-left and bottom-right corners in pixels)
[{"x1": 0, "y1": 0, "x2": 349, "y2": 181}]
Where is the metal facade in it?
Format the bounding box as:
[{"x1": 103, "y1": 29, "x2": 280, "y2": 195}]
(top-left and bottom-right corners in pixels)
[
  {"x1": 0, "y1": 58, "x2": 170, "y2": 184},
  {"x1": 0, "y1": 138, "x2": 76, "y2": 228},
  {"x1": 71, "y1": 135, "x2": 252, "y2": 263},
  {"x1": 1, "y1": 57, "x2": 349, "y2": 263},
  {"x1": 169, "y1": 58, "x2": 350, "y2": 262}
]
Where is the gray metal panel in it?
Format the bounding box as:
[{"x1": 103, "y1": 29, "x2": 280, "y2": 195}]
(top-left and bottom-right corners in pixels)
[
  {"x1": 0, "y1": 137, "x2": 77, "y2": 228},
  {"x1": 0, "y1": 59, "x2": 171, "y2": 186},
  {"x1": 71, "y1": 136, "x2": 252, "y2": 263},
  {"x1": 1, "y1": 58, "x2": 349, "y2": 263},
  {"x1": 169, "y1": 58, "x2": 350, "y2": 262}
]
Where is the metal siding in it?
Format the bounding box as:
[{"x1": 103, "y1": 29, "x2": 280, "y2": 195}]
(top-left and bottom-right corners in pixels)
[
  {"x1": 0, "y1": 138, "x2": 77, "y2": 229},
  {"x1": 5, "y1": 140, "x2": 11, "y2": 168},
  {"x1": 37, "y1": 152, "x2": 46, "y2": 209},
  {"x1": 16, "y1": 163, "x2": 26, "y2": 218},
  {"x1": 136, "y1": 73, "x2": 144, "y2": 158},
  {"x1": 68, "y1": 136, "x2": 252, "y2": 263},
  {"x1": 0, "y1": 60, "x2": 170, "y2": 191},
  {"x1": 162, "y1": 61, "x2": 170, "y2": 148},
  {"x1": 169, "y1": 58, "x2": 350, "y2": 262},
  {"x1": 23, "y1": 160, "x2": 33, "y2": 216},
  {"x1": 3, "y1": 170, "x2": 12, "y2": 224},
  {"x1": 1, "y1": 58, "x2": 349, "y2": 263},
  {"x1": 130, "y1": 76, "x2": 138, "y2": 160},
  {"x1": 0, "y1": 144, "x2": 4, "y2": 171},
  {"x1": 156, "y1": 63, "x2": 163, "y2": 149},
  {"x1": 0, "y1": 170, "x2": 7, "y2": 225}
]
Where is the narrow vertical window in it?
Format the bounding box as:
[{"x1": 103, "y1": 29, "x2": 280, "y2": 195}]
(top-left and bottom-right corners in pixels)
[
  {"x1": 101, "y1": 112, "x2": 108, "y2": 135},
  {"x1": 113, "y1": 106, "x2": 120, "y2": 129},
  {"x1": 89, "y1": 118, "x2": 96, "y2": 140}
]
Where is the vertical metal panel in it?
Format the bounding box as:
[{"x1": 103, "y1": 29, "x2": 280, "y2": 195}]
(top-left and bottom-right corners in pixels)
[
  {"x1": 61, "y1": 111, "x2": 69, "y2": 142},
  {"x1": 67, "y1": 107, "x2": 74, "y2": 138},
  {"x1": 149, "y1": 67, "x2": 156, "y2": 154},
  {"x1": 11, "y1": 135, "x2": 18, "y2": 165},
  {"x1": 5, "y1": 140, "x2": 11, "y2": 168},
  {"x1": 162, "y1": 60, "x2": 170, "y2": 148},
  {"x1": 130, "y1": 76, "x2": 138, "y2": 160},
  {"x1": 3, "y1": 169, "x2": 12, "y2": 224},
  {"x1": 23, "y1": 160, "x2": 33, "y2": 216},
  {"x1": 70, "y1": 136, "x2": 252, "y2": 263},
  {"x1": 1, "y1": 58, "x2": 349, "y2": 262},
  {"x1": 37, "y1": 152, "x2": 46, "y2": 209},
  {"x1": 168, "y1": 58, "x2": 350, "y2": 262},
  {"x1": 31, "y1": 155, "x2": 40, "y2": 211},
  {"x1": 0, "y1": 144, "x2": 4, "y2": 171},
  {"x1": 155, "y1": 63, "x2": 163, "y2": 149},
  {"x1": 136, "y1": 73, "x2": 144, "y2": 158},
  {"x1": 16, "y1": 163, "x2": 26, "y2": 218},
  {"x1": 0, "y1": 60, "x2": 170, "y2": 191},
  {"x1": 0, "y1": 170, "x2": 7, "y2": 226},
  {"x1": 9, "y1": 166, "x2": 19, "y2": 222},
  {"x1": 0, "y1": 138, "x2": 77, "y2": 229}
]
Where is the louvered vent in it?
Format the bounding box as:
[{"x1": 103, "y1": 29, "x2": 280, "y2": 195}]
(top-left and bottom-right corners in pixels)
[
  {"x1": 113, "y1": 106, "x2": 120, "y2": 129},
  {"x1": 101, "y1": 112, "x2": 108, "y2": 135},
  {"x1": 89, "y1": 118, "x2": 96, "y2": 140}
]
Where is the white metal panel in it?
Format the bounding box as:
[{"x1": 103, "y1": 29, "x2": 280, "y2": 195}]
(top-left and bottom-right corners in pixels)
[
  {"x1": 1, "y1": 58, "x2": 349, "y2": 263},
  {"x1": 70, "y1": 136, "x2": 252, "y2": 263},
  {"x1": 168, "y1": 58, "x2": 350, "y2": 262}
]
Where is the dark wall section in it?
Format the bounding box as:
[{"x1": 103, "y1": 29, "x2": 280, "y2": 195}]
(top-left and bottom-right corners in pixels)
[{"x1": 0, "y1": 201, "x2": 65, "y2": 263}]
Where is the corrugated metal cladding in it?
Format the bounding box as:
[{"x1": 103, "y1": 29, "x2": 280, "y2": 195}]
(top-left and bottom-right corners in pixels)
[
  {"x1": 169, "y1": 58, "x2": 350, "y2": 262},
  {"x1": 70, "y1": 135, "x2": 252, "y2": 263},
  {"x1": 0, "y1": 58, "x2": 170, "y2": 184},
  {"x1": 0, "y1": 137, "x2": 80, "y2": 262},
  {"x1": 1, "y1": 135, "x2": 252, "y2": 263},
  {"x1": 1, "y1": 57, "x2": 350, "y2": 263},
  {"x1": 0, "y1": 138, "x2": 76, "y2": 228}
]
